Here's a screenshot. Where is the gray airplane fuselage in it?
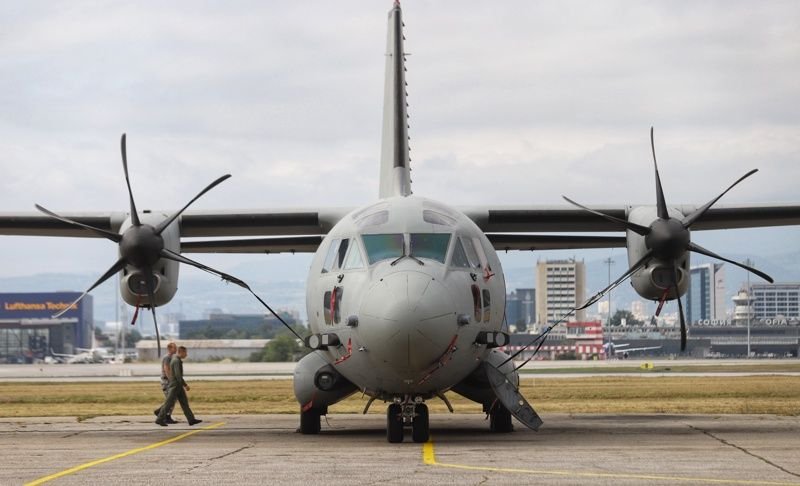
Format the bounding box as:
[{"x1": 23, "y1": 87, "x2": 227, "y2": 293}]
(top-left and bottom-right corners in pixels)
[{"x1": 305, "y1": 195, "x2": 506, "y2": 397}]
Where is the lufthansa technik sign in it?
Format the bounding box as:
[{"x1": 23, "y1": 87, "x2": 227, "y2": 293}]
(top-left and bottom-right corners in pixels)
[{"x1": 0, "y1": 292, "x2": 85, "y2": 319}]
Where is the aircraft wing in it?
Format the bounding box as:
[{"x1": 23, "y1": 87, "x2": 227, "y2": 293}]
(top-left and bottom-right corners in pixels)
[
  {"x1": 614, "y1": 345, "x2": 662, "y2": 354},
  {"x1": 486, "y1": 234, "x2": 625, "y2": 251},
  {"x1": 460, "y1": 203, "x2": 800, "y2": 232},
  {"x1": 181, "y1": 236, "x2": 323, "y2": 254},
  {"x1": 0, "y1": 208, "x2": 352, "y2": 238}
]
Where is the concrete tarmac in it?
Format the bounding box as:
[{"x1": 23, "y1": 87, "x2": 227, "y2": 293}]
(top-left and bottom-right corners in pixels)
[{"x1": 3, "y1": 413, "x2": 799, "y2": 485}]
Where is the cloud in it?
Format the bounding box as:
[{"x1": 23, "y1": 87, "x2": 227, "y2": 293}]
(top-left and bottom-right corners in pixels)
[{"x1": 0, "y1": 0, "x2": 797, "y2": 307}]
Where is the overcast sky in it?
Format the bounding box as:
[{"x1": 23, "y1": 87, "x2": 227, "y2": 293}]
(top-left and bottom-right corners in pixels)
[{"x1": 1, "y1": 0, "x2": 798, "y2": 286}]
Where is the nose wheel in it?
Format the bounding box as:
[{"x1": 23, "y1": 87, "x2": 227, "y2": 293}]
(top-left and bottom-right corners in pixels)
[{"x1": 386, "y1": 401, "x2": 429, "y2": 443}]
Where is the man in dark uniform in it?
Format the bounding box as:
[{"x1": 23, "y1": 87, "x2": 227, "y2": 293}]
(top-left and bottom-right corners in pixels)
[
  {"x1": 153, "y1": 342, "x2": 178, "y2": 424},
  {"x1": 155, "y1": 346, "x2": 202, "y2": 427}
]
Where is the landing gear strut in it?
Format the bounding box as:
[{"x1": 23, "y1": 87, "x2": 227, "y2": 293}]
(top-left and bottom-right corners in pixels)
[
  {"x1": 300, "y1": 406, "x2": 324, "y2": 434},
  {"x1": 489, "y1": 403, "x2": 513, "y2": 433},
  {"x1": 386, "y1": 398, "x2": 429, "y2": 443}
]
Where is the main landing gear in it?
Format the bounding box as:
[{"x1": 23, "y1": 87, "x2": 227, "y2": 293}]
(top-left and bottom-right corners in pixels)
[
  {"x1": 300, "y1": 406, "x2": 326, "y2": 434},
  {"x1": 386, "y1": 399, "x2": 429, "y2": 443},
  {"x1": 489, "y1": 402, "x2": 513, "y2": 433}
]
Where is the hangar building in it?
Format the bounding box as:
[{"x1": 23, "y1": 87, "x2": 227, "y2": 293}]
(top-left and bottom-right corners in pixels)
[{"x1": 0, "y1": 292, "x2": 93, "y2": 363}]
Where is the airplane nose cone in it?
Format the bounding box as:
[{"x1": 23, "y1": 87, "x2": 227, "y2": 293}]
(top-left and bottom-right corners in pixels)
[{"x1": 358, "y1": 271, "x2": 457, "y2": 372}]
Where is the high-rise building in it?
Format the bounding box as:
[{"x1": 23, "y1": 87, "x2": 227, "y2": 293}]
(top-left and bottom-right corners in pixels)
[
  {"x1": 749, "y1": 283, "x2": 800, "y2": 319},
  {"x1": 535, "y1": 259, "x2": 586, "y2": 325},
  {"x1": 687, "y1": 263, "x2": 725, "y2": 323},
  {"x1": 505, "y1": 288, "x2": 535, "y2": 330}
]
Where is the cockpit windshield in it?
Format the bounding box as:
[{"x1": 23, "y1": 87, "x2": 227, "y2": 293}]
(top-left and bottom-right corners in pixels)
[
  {"x1": 410, "y1": 233, "x2": 450, "y2": 263},
  {"x1": 362, "y1": 234, "x2": 404, "y2": 264}
]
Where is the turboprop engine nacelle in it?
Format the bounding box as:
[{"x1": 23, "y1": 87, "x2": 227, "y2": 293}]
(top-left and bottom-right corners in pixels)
[
  {"x1": 118, "y1": 212, "x2": 180, "y2": 308},
  {"x1": 626, "y1": 206, "x2": 689, "y2": 301}
]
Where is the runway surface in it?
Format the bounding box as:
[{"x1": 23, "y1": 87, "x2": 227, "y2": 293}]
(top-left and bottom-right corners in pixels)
[{"x1": 3, "y1": 413, "x2": 799, "y2": 485}]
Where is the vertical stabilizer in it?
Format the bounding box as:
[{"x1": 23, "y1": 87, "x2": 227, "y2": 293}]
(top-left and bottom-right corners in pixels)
[{"x1": 379, "y1": 1, "x2": 412, "y2": 198}]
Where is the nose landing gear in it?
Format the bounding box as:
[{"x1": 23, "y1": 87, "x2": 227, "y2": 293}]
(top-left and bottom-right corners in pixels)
[{"x1": 386, "y1": 397, "x2": 429, "y2": 443}]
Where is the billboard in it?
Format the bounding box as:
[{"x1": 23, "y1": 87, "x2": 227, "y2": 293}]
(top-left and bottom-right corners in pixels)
[{"x1": 0, "y1": 292, "x2": 87, "y2": 320}]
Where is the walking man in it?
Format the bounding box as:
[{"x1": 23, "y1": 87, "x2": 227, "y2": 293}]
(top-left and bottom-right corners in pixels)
[
  {"x1": 155, "y1": 346, "x2": 202, "y2": 427},
  {"x1": 153, "y1": 342, "x2": 178, "y2": 424}
]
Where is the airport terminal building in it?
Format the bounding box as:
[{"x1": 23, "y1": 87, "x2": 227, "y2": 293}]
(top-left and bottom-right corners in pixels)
[{"x1": 0, "y1": 292, "x2": 93, "y2": 363}]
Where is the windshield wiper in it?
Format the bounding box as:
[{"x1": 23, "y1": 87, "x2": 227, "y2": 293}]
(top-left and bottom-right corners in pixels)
[{"x1": 390, "y1": 246, "x2": 424, "y2": 266}]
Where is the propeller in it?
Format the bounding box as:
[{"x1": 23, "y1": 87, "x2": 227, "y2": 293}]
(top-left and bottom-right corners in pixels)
[
  {"x1": 35, "y1": 134, "x2": 303, "y2": 356},
  {"x1": 563, "y1": 127, "x2": 773, "y2": 352}
]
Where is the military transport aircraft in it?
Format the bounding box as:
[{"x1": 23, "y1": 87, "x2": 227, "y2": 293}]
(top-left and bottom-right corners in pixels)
[{"x1": 1, "y1": 2, "x2": 799, "y2": 443}]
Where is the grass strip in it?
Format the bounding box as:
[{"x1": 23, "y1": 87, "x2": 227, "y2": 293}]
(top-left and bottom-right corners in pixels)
[{"x1": 0, "y1": 376, "x2": 798, "y2": 417}]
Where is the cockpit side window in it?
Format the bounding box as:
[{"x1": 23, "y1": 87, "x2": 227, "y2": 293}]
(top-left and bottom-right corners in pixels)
[
  {"x1": 461, "y1": 238, "x2": 481, "y2": 269},
  {"x1": 343, "y1": 241, "x2": 365, "y2": 269},
  {"x1": 362, "y1": 234, "x2": 404, "y2": 265},
  {"x1": 471, "y1": 236, "x2": 489, "y2": 268},
  {"x1": 410, "y1": 233, "x2": 450, "y2": 263},
  {"x1": 321, "y1": 238, "x2": 349, "y2": 273},
  {"x1": 450, "y1": 238, "x2": 471, "y2": 268}
]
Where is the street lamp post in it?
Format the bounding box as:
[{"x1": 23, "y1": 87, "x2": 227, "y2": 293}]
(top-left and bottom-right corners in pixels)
[
  {"x1": 603, "y1": 257, "x2": 614, "y2": 359},
  {"x1": 745, "y1": 258, "x2": 753, "y2": 358}
]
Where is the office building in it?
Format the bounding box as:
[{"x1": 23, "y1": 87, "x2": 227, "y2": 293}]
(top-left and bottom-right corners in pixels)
[
  {"x1": 749, "y1": 283, "x2": 800, "y2": 319},
  {"x1": 687, "y1": 263, "x2": 725, "y2": 324},
  {"x1": 536, "y1": 259, "x2": 586, "y2": 325},
  {"x1": 0, "y1": 292, "x2": 93, "y2": 363}
]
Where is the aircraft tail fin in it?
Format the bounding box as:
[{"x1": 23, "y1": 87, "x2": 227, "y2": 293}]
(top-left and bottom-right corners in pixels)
[{"x1": 379, "y1": 1, "x2": 412, "y2": 199}]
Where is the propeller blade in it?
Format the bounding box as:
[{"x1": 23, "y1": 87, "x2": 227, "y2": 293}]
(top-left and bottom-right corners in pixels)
[
  {"x1": 155, "y1": 174, "x2": 232, "y2": 235},
  {"x1": 651, "y1": 127, "x2": 670, "y2": 220},
  {"x1": 120, "y1": 133, "x2": 141, "y2": 227},
  {"x1": 159, "y1": 248, "x2": 248, "y2": 288},
  {"x1": 562, "y1": 196, "x2": 651, "y2": 236},
  {"x1": 52, "y1": 258, "x2": 127, "y2": 318},
  {"x1": 688, "y1": 242, "x2": 774, "y2": 283},
  {"x1": 579, "y1": 250, "x2": 654, "y2": 310},
  {"x1": 671, "y1": 262, "x2": 687, "y2": 352},
  {"x1": 681, "y1": 169, "x2": 759, "y2": 228},
  {"x1": 143, "y1": 267, "x2": 161, "y2": 358},
  {"x1": 159, "y1": 249, "x2": 305, "y2": 342},
  {"x1": 35, "y1": 204, "x2": 122, "y2": 242}
]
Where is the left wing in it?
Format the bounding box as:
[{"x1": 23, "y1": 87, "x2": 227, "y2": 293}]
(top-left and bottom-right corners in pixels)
[{"x1": 461, "y1": 203, "x2": 800, "y2": 233}]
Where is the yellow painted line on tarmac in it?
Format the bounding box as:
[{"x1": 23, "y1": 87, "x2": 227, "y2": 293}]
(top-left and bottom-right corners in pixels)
[
  {"x1": 422, "y1": 438, "x2": 800, "y2": 486},
  {"x1": 25, "y1": 422, "x2": 226, "y2": 486}
]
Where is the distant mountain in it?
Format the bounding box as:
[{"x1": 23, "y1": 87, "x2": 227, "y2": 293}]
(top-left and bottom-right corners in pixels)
[
  {"x1": 0, "y1": 270, "x2": 307, "y2": 324},
  {"x1": 1, "y1": 250, "x2": 796, "y2": 325}
]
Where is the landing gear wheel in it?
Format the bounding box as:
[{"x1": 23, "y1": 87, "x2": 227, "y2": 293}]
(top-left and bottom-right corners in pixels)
[
  {"x1": 300, "y1": 407, "x2": 321, "y2": 435},
  {"x1": 386, "y1": 403, "x2": 404, "y2": 443},
  {"x1": 411, "y1": 403, "x2": 429, "y2": 443},
  {"x1": 489, "y1": 404, "x2": 513, "y2": 433}
]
